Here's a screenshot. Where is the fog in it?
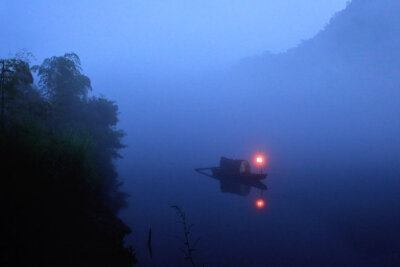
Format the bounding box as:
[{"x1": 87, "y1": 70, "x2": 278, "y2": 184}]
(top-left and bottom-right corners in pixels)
[
  {"x1": 1, "y1": 0, "x2": 347, "y2": 71},
  {"x1": 2, "y1": 0, "x2": 400, "y2": 266}
]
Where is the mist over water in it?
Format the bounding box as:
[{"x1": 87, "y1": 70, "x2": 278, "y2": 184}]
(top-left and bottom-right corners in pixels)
[
  {"x1": 115, "y1": 1, "x2": 400, "y2": 265},
  {"x1": 2, "y1": 0, "x2": 400, "y2": 266}
]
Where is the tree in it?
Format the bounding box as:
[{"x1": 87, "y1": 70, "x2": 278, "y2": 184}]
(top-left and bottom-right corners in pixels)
[
  {"x1": 84, "y1": 97, "x2": 127, "y2": 211},
  {"x1": 32, "y1": 53, "x2": 91, "y2": 129},
  {"x1": 0, "y1": 58, "x2": 33, "y2": 131},
  {"x1": 33, "y1": 52, "x2": 91, "y2": 101},
  {"x1": 33, "y1": 53, "x2": 127, "y2": 213},
  {"x1": 1, "y1": 52, "x2": 136, "y2": 265}
]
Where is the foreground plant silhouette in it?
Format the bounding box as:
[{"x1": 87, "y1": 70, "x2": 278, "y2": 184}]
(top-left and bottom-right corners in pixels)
[{"x1": 171, "y1": 205, "x2": 201, "y2": 267}]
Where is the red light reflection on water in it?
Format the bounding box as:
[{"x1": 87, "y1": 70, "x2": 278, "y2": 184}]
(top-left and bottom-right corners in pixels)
[{"x1": 255, "y1": 198, "x2": 265, "y2": 209}]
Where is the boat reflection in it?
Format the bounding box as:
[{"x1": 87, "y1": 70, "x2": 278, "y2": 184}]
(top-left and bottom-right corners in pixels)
[{"x1": 195, "y1": 167, "x2": 267, "y2": 197}]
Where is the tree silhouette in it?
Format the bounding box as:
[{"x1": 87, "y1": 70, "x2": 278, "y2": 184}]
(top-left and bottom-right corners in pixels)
[{"x1": 0, "y1": 53, "x2": 136, "y2": 266}]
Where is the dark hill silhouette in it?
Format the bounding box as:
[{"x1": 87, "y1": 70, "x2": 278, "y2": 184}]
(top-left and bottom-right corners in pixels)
[
  {"x1": 242, "y1": 0, "x2": 400, "y2": 74},
  {"x1": 226, "y1": 0, "x2": 400, "y2": 164}
]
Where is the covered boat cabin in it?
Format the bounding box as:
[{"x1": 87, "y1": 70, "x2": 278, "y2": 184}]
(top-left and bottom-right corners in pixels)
[{"x1": 219, "y1": 157, "x2": 251, "y2": 176}]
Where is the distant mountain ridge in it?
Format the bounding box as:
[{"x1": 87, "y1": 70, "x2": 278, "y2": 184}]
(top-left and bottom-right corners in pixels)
[
  {"x1": 226, "y1": 0, "x2": 400, "y2": 160},
  {"x1": 241, "y1": 0, "x2": 400, "y2": 75}
]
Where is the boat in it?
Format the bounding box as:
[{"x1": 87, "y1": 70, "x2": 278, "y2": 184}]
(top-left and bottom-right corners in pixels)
[{"x1": 196, "y1": 156, "x2": 267, "y2": 181}]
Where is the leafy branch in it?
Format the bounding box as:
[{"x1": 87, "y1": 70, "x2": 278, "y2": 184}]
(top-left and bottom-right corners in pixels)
[{"x1": 171, "y1": 205, "x2": 200, "y2": 267}]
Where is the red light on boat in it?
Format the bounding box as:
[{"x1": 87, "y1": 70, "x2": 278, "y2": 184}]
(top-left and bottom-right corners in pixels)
[
  {"x1": 255, "y1": 198, "x2": 265, "y2": 209},
  {"x1": 254, "y1": 154, "x2": 266, "y2": 166}
]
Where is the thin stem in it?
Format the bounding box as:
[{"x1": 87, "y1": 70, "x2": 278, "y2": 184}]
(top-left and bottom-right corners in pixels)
[
  {"x1": 0, "y1": 60, "x2": 5, "y2": 132},
  {"x1": 172, "y1": 205, "x2": 196, "y2": 267}
]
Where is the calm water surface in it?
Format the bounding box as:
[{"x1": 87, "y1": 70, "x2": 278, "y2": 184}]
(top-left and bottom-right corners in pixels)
[{"x1": 119, "y1": 146, "x2": 400, "y2": 266}]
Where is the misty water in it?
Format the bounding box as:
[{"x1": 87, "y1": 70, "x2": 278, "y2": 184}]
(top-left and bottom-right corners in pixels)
[
  {"x1": 119, "y1": 131, "x2": 400, "y2": 266},
  {"x1": 114, "y1": 73, "x2": 400, "y2": 266}
]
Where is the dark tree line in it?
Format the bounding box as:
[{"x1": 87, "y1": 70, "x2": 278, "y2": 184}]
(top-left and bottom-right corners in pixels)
[{"x1": 0, "y1": 53, "x2": 136, "y2": 266}]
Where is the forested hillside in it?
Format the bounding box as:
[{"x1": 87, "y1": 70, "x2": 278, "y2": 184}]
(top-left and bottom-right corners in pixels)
[
  {"x1": 0, "y1": 53, "x2": 136, "y2": 266},
  {"x1": 242, "y1": 0, "x2": 400, "y2": 72},
  {"x1": 228, "y1": 0, "x2": 400, "y2": 162}
]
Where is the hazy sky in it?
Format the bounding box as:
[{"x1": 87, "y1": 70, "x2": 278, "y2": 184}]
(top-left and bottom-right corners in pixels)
[{"x1": 2, "y1": 0, "x2": 348, "y2": 72}]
